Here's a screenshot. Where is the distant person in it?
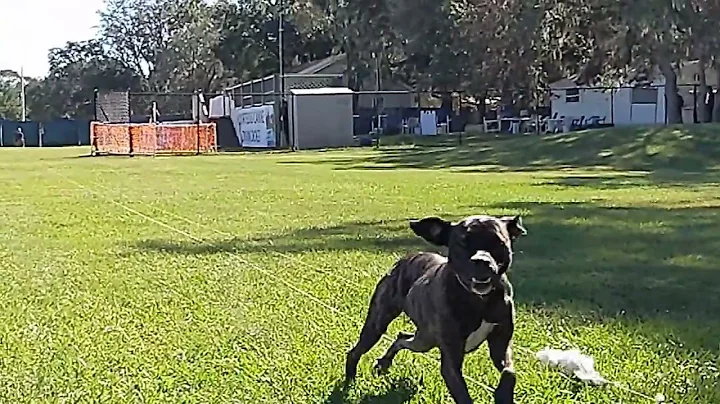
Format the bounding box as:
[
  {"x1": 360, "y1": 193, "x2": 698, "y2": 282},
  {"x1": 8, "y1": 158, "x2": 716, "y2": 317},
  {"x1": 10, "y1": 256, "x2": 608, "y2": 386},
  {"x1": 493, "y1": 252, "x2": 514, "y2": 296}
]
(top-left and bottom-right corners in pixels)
[
  {"x1": 14, "y1": 128, "x2": 25, "y2": 147},
  {"x1": 676, "y1": 90, "x2": 684, "y2": 123},
  {"x1": 706, "y1": 85, "x2": 714, "y2": 122},
  {"x1": 281, "y1": 100, "x2": 289, "y2": 147}
]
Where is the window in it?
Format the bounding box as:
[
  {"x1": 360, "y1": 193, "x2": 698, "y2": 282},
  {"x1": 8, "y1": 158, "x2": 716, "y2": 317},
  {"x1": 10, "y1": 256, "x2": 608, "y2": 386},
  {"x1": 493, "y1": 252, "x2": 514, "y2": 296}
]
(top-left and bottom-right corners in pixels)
[
  {"x1": 694, "y1": 73, "x2": 700, "y2": 82},
  {"x1": 565, "y1": 88, "x2": 580, "y2": 103},
  {"x1": 631, "y1": 87, "x2": 658, "y2": 104}
]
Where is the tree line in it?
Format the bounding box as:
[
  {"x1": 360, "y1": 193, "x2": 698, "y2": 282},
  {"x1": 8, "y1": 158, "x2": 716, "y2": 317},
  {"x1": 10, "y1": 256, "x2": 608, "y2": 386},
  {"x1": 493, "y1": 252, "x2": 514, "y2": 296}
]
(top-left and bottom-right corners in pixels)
[{"x1": 1, "y1": 0, "x2": 720, "y2": 123}]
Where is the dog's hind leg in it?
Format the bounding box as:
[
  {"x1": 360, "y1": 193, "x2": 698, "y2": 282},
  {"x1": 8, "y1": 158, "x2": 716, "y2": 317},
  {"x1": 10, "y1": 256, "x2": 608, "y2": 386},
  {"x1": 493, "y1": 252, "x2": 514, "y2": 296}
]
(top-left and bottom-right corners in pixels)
[
  {"x1": 345, "y1": 277, "x2": 404, "y2": 381},
  {"x1": 374, "y1": 331, "x2": 433, "y2": 374}
]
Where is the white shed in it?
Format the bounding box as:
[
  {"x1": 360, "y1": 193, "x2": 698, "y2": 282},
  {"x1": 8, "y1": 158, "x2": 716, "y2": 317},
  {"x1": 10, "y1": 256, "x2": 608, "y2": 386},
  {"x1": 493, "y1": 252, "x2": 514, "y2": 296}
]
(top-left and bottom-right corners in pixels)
[
  {"x1": 289, "y1": 87, "x2": 355, "y2": 150},
  {"x1": 549, "y1": 77, "x2": 667, "y2": 126}
]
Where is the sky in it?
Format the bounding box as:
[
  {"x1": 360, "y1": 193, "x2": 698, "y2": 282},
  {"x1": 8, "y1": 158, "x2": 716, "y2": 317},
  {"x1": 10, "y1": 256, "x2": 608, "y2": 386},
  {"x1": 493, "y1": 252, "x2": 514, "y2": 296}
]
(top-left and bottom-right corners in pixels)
[{"x1": 0, "y1": 0, "x2": 104, "y2": 78}]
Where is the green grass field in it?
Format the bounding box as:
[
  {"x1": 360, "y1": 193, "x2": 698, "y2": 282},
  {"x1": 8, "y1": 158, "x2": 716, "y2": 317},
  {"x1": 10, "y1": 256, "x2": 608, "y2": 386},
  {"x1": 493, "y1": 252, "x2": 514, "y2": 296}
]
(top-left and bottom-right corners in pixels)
[{"x1": 1, "y1": 126, "x2": 719, "y2": 403}]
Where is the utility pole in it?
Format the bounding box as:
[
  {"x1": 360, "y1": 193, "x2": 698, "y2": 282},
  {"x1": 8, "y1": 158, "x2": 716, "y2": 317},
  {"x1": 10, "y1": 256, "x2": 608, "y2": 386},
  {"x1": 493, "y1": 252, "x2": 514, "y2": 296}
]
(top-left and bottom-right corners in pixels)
[
  {"x1": 20, "y1": 66, "x2": 26, "y2": 121},
  {"x1": 278, "y1": 0, "x2": 284, "y2": 97},
  {"x1": 278, "y1": 0, "x2": 286, "y2": 149}
]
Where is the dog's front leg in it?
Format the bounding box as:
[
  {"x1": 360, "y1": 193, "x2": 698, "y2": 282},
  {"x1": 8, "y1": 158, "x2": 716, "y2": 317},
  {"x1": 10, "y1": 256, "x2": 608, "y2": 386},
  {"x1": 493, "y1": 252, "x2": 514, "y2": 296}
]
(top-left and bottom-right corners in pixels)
[
  {"x1": 487, "y1": 323, "x2": 515, "y2": 404},
  {"x1": 439, "y1": 343, "x2": 473, "y2": 404}
]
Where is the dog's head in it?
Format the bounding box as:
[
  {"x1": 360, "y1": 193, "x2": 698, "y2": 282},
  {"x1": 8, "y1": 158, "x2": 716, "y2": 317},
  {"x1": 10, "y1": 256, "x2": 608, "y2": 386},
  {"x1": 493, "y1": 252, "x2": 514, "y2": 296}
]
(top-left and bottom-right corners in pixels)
[{"x1": 409, "y1": 215, "x2": 527, "y2": 293}]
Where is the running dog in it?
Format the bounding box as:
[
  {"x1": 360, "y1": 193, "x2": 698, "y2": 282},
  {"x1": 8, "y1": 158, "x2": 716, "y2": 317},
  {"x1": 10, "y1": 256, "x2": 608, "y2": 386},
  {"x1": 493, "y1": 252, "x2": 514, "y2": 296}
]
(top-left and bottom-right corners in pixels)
[{"x1": 345, "y1": 215, "x2": 527, "y2": 404}]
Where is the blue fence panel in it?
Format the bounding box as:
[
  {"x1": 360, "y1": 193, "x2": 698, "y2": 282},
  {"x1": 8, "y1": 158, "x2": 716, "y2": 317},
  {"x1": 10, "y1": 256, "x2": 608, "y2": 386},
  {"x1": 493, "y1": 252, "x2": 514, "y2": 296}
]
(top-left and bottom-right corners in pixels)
[
  {"x1": 1, "y1": 119, "x2": 91, "y2": 147},
  {"x1": 1, "y1": 120, "x2": 40, "y2": 146},
  {"x1": 77, "y1": 120, "x2": 90, "y2": 145},
  {"x1": 42, "y1": 119, "x2": 90, "y2": 146},
  {"x1": 353, "y1": 108, "x2": 374, "y2": 136}
]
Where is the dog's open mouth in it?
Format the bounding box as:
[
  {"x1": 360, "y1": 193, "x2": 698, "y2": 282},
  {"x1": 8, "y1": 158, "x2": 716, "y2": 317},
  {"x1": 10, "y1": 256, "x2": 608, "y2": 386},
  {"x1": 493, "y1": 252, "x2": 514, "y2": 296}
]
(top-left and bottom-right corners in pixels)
[{"x1": 470, "y1": 277, "x2": 493, "y2": 295}]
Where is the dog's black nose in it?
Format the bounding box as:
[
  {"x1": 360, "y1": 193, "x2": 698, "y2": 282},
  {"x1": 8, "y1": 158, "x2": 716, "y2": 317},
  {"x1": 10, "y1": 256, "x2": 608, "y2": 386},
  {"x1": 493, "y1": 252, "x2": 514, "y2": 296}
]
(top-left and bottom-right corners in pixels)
[{"x1": 470, "y1": 250, "x2": 493, "y2": 263}]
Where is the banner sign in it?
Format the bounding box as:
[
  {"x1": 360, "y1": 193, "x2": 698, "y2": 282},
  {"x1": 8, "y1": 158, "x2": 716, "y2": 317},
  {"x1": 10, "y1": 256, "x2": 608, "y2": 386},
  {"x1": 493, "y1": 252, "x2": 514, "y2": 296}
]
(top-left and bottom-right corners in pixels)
[{"x1": 231, "y1": 105, "x2": 276, "y2": 148}]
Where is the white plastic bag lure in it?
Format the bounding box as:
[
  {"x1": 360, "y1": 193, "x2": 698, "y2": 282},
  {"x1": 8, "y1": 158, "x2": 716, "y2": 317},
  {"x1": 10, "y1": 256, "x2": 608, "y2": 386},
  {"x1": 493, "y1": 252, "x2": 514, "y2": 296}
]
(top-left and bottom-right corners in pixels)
[{"x1": 535, "y1": 348, "x2": 608, "y2": 385}]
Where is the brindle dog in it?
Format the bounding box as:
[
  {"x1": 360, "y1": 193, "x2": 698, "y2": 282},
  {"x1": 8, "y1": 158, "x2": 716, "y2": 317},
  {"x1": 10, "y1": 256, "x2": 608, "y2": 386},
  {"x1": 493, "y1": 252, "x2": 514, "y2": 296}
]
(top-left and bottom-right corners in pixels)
[{"x1": 345, "y1": 215, "x2": 527, "y2": 404}]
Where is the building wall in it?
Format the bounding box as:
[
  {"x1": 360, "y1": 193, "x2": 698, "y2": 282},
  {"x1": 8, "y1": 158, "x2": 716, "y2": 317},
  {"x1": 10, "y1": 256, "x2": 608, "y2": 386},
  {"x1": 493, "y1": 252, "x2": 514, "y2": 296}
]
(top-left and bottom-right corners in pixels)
[
  {"x1": 677, "y1": 61, "x2": 719, "y2": 87},
  {"x1": 550, "y1": 82, "x2": 666, "y2": 125},
  {"x1": 291, "y1": 92, "x2": 354, "y2": 149},
  {"x1": 550, "y1": 87, "x2": 613, "y2": 122}
]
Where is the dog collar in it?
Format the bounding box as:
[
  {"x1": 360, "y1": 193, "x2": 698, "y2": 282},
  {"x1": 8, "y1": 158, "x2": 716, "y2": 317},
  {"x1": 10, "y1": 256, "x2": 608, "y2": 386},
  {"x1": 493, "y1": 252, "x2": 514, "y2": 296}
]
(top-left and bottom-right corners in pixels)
[{"x1": 455, "y1": 273, "x2": 472, "y2": 292}]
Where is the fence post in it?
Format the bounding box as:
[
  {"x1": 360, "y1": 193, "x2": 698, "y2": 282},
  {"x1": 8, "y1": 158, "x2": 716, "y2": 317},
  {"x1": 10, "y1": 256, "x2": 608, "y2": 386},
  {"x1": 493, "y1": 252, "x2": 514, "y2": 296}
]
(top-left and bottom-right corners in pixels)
[
  {"x1": 458, "y1": 92, "x2": 463, "y2": 145},
  {"x1": 128, "y1": 89, "x2": 134, "y2": 156},
  {"x1": 196, "y1": 90, "x2": 201, "y2": 155},
  {"x1": 692, "y1": 84, "x2": 698, "y2": 123},
  {"x1": 93, "y1": 88, "x2": 99, "y2": 122}
]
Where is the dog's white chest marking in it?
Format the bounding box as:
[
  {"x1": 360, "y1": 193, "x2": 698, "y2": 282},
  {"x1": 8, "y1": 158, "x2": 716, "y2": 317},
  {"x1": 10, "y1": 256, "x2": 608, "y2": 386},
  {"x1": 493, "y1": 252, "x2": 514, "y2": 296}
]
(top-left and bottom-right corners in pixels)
[{"x1": 464, "y1": 321, "x2": 497, "y2": 353}]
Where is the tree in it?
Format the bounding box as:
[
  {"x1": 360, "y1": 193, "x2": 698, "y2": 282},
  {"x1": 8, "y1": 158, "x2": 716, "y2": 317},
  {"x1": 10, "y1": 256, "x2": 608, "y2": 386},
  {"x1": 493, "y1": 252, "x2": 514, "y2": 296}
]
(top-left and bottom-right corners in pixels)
[
  {"x1": 0, "y1": 70, "x2": 22, "y2": 120},
  {"x1": 25, "y1": 40, "x2": 140, "y2": 121},
  {"x1": 682, "y1": 0, "x2": 720, "y2": 121},
  {"x1": 22, "y1": 0, "x2": 720, "y2": 125},
  {"x1": 618, "y1": 0, "x2": 689, "y2": 124},
  {"x1": 99, "y1": 0, "x2": 169, "y2": 91},
  {"x1": 151, "y1": 0, "x2": 228, "y2": 93},
  {"x1": 213, "y1": 0, "x2": 293, "y2": 84},
  {"x1": 387, "y1": 0, "x2": 468, "y2": 91}
]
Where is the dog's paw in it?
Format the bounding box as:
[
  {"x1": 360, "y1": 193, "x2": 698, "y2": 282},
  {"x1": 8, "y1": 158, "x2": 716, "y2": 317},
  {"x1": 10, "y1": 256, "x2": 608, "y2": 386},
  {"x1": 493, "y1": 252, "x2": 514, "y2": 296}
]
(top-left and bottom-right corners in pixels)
[
  {"x1": 373, "y1": 358, "x2": 392, "y2": 375},
  {"x1": 345, "y1": 354, "x2": 359, "y2": 381},
  {"x1": 341, "y1": 375, "x2": 355, "y2": 388},
  {"x1": 494, "y1": 368, "x2": 516, "y2": 404}
]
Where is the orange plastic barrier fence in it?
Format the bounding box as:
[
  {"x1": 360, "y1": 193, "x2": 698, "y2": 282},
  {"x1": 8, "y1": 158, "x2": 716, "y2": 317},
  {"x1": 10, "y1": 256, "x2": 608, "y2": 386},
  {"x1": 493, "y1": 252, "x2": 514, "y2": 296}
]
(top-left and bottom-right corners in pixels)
[{"x1": 90, "y1": 122, "x2": 217, "y2": 155}]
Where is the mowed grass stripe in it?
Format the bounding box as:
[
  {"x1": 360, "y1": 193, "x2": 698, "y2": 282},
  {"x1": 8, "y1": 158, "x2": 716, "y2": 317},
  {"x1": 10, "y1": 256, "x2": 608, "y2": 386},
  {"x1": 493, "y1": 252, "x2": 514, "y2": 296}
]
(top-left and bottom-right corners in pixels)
[{"x1": 0, "y1": 189, "x2": 264, "y2": 401}]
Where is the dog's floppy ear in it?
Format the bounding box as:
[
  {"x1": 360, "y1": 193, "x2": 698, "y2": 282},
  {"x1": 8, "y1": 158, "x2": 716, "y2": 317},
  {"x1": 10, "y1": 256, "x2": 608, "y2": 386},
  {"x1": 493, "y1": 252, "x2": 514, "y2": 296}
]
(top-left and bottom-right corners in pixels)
[
  {"x1": 409, "y1": 217, "x2": 452, "y2": 246},
  {"x1": 501, "y1": 215, "x2": 527, "y2": 240}
]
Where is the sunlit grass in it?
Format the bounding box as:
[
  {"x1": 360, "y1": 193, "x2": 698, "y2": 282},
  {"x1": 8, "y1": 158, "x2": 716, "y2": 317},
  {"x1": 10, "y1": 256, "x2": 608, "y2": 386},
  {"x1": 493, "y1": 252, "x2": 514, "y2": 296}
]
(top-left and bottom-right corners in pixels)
[{"x1": 0, "y1": 136, "x2": 718, "y2": 403}]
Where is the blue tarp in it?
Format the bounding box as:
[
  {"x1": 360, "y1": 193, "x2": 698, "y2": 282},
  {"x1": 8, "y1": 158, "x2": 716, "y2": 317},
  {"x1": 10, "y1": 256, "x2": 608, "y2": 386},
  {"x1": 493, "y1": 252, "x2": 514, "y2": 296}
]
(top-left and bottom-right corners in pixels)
[
  {"x1": 0, "y1": 119, "x2": 90, "y2": 147},
  {"x1": 1, "y1": 120, "x2": 39, "y2": 146},
  {"x1": 42, "y1": 119, "x2": 91, "y2": 146}
]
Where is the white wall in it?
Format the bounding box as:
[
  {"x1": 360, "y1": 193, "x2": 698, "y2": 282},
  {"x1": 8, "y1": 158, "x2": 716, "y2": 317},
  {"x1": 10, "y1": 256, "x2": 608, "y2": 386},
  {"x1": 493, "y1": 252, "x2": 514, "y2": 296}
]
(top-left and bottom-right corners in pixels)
[
  {"x1": 208, "y1": 95, "x2": 235, "y2": 118},
  {"x1": 656, "y1": 85, "x2": 666, "y2": 124},
  {"x1": 550, "y1": 87, "x2": 612, "y2": 122},
  {"x1": 612, "y1": 88, "x2": 630, "y2": 124},
  {"x1": 551, "y1": 83, "x2": 667, "y2": 126},
  {"x1": 290, "y1": 89, "x2": 354, "y2": 149}
]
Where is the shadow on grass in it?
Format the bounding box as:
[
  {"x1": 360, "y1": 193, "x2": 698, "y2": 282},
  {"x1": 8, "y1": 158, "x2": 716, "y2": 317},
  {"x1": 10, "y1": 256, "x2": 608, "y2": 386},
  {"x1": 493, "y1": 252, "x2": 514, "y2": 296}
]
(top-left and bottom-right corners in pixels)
[
  {"x1": 134, "y1": 203, "x2": 720, "y2": 348},
  {"x1": 536, "y1": 171, "x2": 720, "y2": 190},
  {"x1": 322, "y1": 377, "x2": 418, "y2": 404},
  {"x1": 62, "y1": 154, "x2": 95, "y2": 159},
  {"x1": 482, "y1": 202, "x2": 720, "y2": 321},
  {"x1": 134, "y1": 218, "x2": 426, "y2": 256},
  {"x1": 279, "y1": 125, "x2": 720, "y2": 184},
  {"x1": 131, "y1": 200, "x2": 720, "y2": 400}
]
